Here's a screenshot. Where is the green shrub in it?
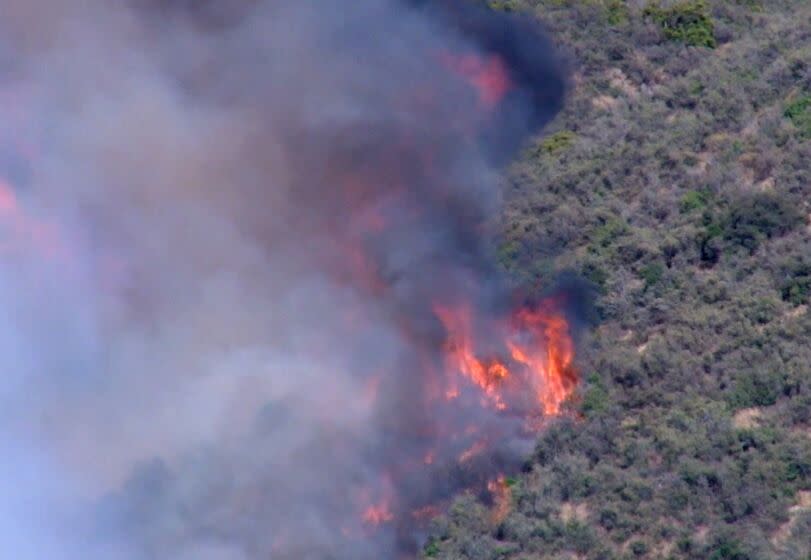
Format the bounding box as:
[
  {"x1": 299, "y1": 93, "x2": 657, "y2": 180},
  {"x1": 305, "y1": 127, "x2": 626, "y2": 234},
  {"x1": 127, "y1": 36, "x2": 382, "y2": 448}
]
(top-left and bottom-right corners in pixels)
[
  {"x1": 590, "y1": 216, "x2": 628, "y2": 251},
  {"x1": 630, "y1": 540, "x2": 649, "y2": 556},
  {"x1": 698, "y1": 211, "x2": 724, "y2": 263},
  {"x1": 581, "y1": 260, "x2": 609, "y2": 291},
  {"x1": 487, "y1": 0, "x2": 521, "y2": 12},
  {"x1": 423, "y1": 540, "x2": 440, "y2": 557},
  {"x1": 779, "y1": 259, "x2": 811, "y2": 305},
  {"x1": 539, "y1": 130, "x2": 576, "y2": 154},
  {"x1": 707, "y1": 536, "x2": 752, "y2": 560},
  {"x1": 606, "y1": 0, "x2": 629, "y2": 25},
  {"x1": 785, "y1": 459, "x2": 811, "y2": 482},
  {"x1": 497, "y1": 240, "x2": 520, "y2": 268},
  {"x1": 581, "y1": 383, "x2": 610, "y2": 416},
  {"x1": 644, "y1": 0, "x2": 716, "y2": 48},
  {"x1": 639, "y1": 262, "x2": 664, "y2": 289},
  {"x1": 784, "y1": 95, "x2": 811, "y2": 138},
  {"x1": 598, "y1": 508, "x2": 619, "y2": 531},
  {"x1": 680, "y1": 189, "x2": 710, "y2": 213},
  {"x1": 564, "y1": 521, "x2": 597, "y2": 554},
  {"x1": 743, "y1": 297, "x2": 779, "y2": 325},
  {"x1": 728, "y1": 370, "x2": 784, "y2": 409},
  {"x1": 677, "y1": 536, "x2": 695, "y2": 553},
  {"x1": 734, "y1": 0, "x2": 763, "y2": 11},
  {"x1": 723, "y1": 193, "x2": 804, "y2": 253}
]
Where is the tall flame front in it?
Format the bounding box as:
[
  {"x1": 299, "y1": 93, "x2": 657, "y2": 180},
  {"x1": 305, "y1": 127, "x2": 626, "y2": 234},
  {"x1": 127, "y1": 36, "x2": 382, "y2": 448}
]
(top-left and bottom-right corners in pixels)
[{"x1": 437, "y1": 302, "x2": 577, "y2": 417}]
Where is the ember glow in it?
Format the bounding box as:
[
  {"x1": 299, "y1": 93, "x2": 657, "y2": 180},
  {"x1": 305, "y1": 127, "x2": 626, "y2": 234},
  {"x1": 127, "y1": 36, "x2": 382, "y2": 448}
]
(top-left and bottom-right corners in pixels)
[
  {"x1": 440, "y1": 52, "x2": 513, "y2": 109},
  {"x1": 363, "y1": 503, "x2": 395, "y2": 526},
  {"x1": 487, "y1": 475, "x2": 512, "y2": 525},
  {"x1": 0, "y1": 1, "x2": 570, "y2": 558}
]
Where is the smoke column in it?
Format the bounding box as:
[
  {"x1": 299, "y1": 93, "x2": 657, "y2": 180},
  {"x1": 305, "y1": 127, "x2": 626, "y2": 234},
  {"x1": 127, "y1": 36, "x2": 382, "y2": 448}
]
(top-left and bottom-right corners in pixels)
[{"x1": 0, "y1": 0, "x2": 568, "y2": 558}]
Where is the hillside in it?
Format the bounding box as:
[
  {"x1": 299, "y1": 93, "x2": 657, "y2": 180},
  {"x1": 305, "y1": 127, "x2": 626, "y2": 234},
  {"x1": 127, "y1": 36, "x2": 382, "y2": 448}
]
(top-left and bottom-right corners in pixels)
[{"x1": 424, "y1": 1, "x2": 811, "y2": 558}]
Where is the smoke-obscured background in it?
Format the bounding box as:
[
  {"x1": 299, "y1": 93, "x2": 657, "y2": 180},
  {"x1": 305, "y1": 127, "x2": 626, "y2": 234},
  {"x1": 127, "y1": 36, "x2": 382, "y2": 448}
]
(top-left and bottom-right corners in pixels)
[{"x1": 0, "y1": 1, "x2": 566, "y2": 558}]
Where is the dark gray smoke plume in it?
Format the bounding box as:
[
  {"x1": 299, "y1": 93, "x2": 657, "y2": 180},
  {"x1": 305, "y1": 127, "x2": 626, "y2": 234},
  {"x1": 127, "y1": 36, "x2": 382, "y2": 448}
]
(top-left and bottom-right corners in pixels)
[{"x1": 0, "y1": 0, "x2": 566, "y2": 558}]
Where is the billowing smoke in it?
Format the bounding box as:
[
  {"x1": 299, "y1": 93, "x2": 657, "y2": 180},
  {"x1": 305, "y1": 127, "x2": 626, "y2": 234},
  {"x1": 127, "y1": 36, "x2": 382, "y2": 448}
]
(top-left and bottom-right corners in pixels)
[{"x1": 0, "y1": 0, "x2": 568, "y2": 558}]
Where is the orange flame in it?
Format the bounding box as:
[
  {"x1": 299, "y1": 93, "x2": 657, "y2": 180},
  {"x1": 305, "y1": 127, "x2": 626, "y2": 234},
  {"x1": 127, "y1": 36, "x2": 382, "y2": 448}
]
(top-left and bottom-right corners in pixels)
[
  {"x1": 510, "y1": 307, "x2": 576, "y2": 416},
  {"x1": 434, "y1": 300, "x2": 577, "y2": 417},
  {"x1": 487, "y1": 475, "x2": 511, "y2": 524},
  {"x1": 458, "y1": 440, "x2": 487, "y2": 463},
  {"x1": 362, "y1": 502, "x2": 394, "y2": 526},
  {"x1": 358, "y1": 475, "x2": 396, "y2": 527},
  {"x1": 434, "y1": 304, "x2": 510, "y2": 411}
]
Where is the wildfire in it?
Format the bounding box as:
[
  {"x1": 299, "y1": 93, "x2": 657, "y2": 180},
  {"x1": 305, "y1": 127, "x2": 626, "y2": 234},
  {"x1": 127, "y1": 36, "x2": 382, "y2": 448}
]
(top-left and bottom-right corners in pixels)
[
  {"x1": 487, "y1": 475, "x2": 512, "y2": 525},
  {"x1": 0, "y1": 1, "x2": 570, "y2": 554},
  {"x1": 358, "y1": 475, "x2": 396, "y2": 528},
  {"x1": 510, "y1": 307, "x2": 576, "y2": 416},
  {"x1": 411, "y1": 504, "x2": 441, "y2": 521},
  {"x1": 434, "y1": 300, "x2": 577, "y2": 417},
  {"x1": 458, "y1": 440, "x2": 487, "y2": 463},
  {"x1": 362, "y1": 503, "x2": 395, "y2": 526},
  {"x1": 434, "y1": 304, "x2": 510, "y2": 410},
  {"x1": 441, "y1": 53, "x2": 513, "y2": 109}
]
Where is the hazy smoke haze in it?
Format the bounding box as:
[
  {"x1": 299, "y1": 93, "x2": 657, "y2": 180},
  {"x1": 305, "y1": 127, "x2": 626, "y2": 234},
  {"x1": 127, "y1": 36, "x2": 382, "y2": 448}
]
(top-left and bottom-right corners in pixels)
[{"x1": 0, "y1": 1, "x2": 566, "y2": 557}]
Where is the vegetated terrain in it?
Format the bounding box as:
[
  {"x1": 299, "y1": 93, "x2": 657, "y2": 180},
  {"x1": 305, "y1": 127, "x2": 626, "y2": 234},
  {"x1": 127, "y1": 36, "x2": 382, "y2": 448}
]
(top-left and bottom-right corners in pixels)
[{"x1": 423, "y1": 1, "x2": 811, "y2": 558}]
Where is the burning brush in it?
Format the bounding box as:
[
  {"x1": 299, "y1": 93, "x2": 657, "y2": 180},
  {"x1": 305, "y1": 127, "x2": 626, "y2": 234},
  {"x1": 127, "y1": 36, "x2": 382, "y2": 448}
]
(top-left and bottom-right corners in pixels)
[{"x1": 0, "y1": 0, "x2": 573, "y2": 558}]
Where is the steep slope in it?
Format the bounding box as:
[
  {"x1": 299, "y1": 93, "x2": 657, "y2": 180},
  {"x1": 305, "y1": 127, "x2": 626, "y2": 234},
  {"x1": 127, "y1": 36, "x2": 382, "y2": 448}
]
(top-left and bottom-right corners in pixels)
[{"x1": 424, "y1": 1, "x2": 811, "y2": 558}]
